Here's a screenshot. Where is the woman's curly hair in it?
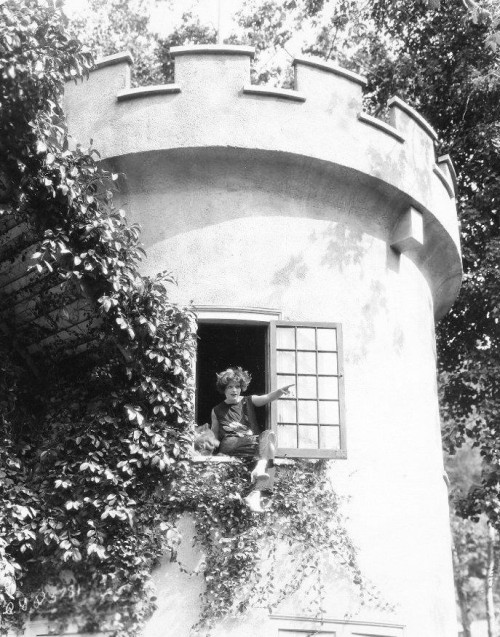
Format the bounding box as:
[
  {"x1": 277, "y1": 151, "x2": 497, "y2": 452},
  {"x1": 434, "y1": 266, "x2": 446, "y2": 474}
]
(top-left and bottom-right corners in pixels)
[{"x1": 215, "y1": 367, "x2": 252, "y2": 394}]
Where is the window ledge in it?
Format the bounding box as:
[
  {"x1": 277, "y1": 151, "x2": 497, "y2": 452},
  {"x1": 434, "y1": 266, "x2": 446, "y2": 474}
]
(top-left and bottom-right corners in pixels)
[
  {"x1": 277, "y1": 449, "x2": 347, "y2": 460},
  {"x1": 190, "y1": 454, "x2": 241, "y2": 464},
  {"x1": 189, "y1": 455, "x2": 339, "y2": 465},
  {"x1": 274, "y1": 458, "x2": 295, "y2": 466}
]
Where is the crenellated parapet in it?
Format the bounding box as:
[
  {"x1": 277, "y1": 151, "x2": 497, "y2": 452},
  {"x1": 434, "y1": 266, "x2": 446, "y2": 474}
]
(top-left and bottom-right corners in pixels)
[{"x1": 63, "y1": 45, "x2": 462, "y2": 319}]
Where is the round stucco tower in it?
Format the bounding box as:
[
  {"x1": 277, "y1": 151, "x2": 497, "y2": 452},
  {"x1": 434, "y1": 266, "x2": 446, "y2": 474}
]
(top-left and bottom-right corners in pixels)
[{"x1": 64, "y1": 46, "x2": 462, "y2": 637}]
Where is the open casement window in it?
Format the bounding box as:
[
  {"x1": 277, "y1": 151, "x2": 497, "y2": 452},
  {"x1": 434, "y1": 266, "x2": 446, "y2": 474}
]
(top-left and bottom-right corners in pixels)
[{"x1": 270, "y1": 322, "x2": 346, "y2": 459}]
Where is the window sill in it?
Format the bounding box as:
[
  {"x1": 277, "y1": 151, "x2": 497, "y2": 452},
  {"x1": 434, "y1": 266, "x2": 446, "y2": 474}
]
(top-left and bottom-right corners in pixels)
[
  {"x1": 189, "y1": 455, "x2": 340, "y2": 464},
  {"x1": 277, "y1": 449, "x2": 347, "y2": 460},
  {"x1": 190, "y1": 454, "x2": 241, "y2": 463}
]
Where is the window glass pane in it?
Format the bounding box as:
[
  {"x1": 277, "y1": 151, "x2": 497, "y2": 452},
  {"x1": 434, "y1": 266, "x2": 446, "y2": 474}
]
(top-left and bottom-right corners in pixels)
[
  {"x1": 318, "y1": 352, "x2": 338, "y2": 375},
  {"x1": 298, "y1": 425, "x2": 318, "y2": 449},
  {"x1": 276, "y1": 327, "x2": 295, "y2": 350},
  {"x1": 277, "y1": 350, "x2": 296, "y2": 374},
  {"x1": 318, "y1": 376, "x2": 339, "y2": 400},
  {"x1": 296, "y1": 327, "x2": 316, "y2": 350},
  {"x1": 277, "y1": 375, "x2": 296, "y2": 393},
  {"x1": 319, "y1": 401, "x2": 339, "y2": 424},
  {"x1": 298, "y1": 400, "x2": 317, "y2": 424},
  {"x1": 317, "y1": 328, "x2": 337, "y2": 351},
  {"x1": 277, "y1": 399, "x2": 296, "y2": 424},
  {"x1": 297, "y1": 351, "x2": 316, "y2": 374},
  {"x1": 278, "y1": 424, "x2": 297, "y2": 448},
  {"x1": 297, "y1": 375, "x2": 317, "y2": 399},
  {"x1": 320, "y1": 426, "x2": 340, "y2": 449}
]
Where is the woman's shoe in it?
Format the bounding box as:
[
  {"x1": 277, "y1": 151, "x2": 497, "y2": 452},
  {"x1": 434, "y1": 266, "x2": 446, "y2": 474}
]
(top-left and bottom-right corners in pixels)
[
  {"x1": 250, "y1": 458, "x2": 269, "y2": 483},
  {"x1": 244, "y1": 490, "x2": 266, "y2": 513}
]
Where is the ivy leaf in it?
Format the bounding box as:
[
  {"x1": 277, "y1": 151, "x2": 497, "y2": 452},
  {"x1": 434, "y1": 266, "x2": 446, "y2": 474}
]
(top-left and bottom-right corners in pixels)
[{"x1": 125, "y1": 405, "x2": 145, "y2": 426}]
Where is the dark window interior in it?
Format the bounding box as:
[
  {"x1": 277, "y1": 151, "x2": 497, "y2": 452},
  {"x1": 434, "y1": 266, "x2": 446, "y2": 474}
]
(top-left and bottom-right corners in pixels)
[{"x1": 196, "y1": 323, "x2": 267, "y2": 427}]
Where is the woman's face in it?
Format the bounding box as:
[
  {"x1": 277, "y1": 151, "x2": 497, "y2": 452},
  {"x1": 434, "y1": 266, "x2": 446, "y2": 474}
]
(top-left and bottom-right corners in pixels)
[{"x1": 224, "y1": 381, "x2": 242, "y2": 403}]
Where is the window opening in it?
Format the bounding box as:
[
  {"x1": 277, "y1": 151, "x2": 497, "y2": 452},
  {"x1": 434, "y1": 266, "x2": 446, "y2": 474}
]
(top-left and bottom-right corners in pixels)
[{"x1": 196, "y1": 323, "x2": 267, "y2": 427}]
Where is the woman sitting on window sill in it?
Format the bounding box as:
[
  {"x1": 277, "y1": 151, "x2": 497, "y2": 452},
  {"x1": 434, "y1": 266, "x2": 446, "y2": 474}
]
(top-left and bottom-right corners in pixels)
[{"x1": 209, "y1": 366, "x2": 294, "y2": 513}]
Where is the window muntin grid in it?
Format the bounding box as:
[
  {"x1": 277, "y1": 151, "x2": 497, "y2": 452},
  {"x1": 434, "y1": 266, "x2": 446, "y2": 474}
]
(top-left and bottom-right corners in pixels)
[{"x1": 275, "y1": 324, "x2": 342, "y2": 454}]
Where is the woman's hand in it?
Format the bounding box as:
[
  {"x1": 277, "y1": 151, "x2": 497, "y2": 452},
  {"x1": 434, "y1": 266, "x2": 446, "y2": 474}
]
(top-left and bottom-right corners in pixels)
[{"x1": 252, "y1": 385, "x2": 296, "y2": 407}]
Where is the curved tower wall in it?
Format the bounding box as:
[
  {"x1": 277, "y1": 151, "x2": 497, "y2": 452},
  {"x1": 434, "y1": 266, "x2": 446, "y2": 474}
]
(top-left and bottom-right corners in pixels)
[{"x1": 64, "y1": 46, "x2": 461, "y2": 637}]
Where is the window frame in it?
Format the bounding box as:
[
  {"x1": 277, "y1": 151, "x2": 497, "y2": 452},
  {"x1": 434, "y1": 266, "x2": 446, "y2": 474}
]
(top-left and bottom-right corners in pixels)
[{"x1": 270, "y1": 321, "x2": 347, "y2": 459}]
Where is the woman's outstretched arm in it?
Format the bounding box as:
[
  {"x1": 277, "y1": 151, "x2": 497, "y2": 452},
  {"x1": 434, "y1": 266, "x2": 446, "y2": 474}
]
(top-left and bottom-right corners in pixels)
[{"x1": 251, "y1": 384, "x2": 294, "y2": 407}]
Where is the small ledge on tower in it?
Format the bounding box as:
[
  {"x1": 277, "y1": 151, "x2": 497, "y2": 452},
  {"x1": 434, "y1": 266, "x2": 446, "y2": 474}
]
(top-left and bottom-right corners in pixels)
[
  {"x1": 293, "y1": 56, "x2": 367, "y2": 87},
  {"x1": 433, "y1": 165, "x2": 455, "y2": 198},
  {"x1": 437, "y1": 154, "x2": 458, "y2": 194},
  {"x1": 242, "y1": 85, "x2": 306, "y2": 102},
  {"x1": 117, "y1": 85, "x2": 181, "y2": 102},
  {"x1": 94, "y1": 51, "x2": 134, "y2": 71},
  {"x1": 357, "y1": 112, "x2": 405, "y2": 143},
  {"x1": 388, "y1": 96, "x2": 438, "y2": 142},
  {"x1": 170, "y1": 44, "x2": 255, "y2": 58}
]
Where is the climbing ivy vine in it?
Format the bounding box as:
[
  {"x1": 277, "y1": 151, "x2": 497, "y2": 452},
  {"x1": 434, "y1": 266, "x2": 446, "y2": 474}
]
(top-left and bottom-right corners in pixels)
[
  {"x1": 0, "y1": 2, "x2": 381, "y2": 636},
  {"x1": 167, "y1": 459, "x2": 386, "y2": 631}
]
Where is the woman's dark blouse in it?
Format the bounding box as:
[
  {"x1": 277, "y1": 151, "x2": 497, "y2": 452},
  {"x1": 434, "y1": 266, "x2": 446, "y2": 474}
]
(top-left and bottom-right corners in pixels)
[
  {"x1": 213, "y1": 396, "x2": 260, "y2": 441},
  {"x1": 213, "y1": 396, "x2": 261, "y2": 458}
]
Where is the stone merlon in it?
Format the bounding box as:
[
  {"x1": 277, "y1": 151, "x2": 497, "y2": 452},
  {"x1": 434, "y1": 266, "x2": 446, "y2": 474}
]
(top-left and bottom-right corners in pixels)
[{"x1": 63, "y1": 45, "x2": 462, "y2": 319}]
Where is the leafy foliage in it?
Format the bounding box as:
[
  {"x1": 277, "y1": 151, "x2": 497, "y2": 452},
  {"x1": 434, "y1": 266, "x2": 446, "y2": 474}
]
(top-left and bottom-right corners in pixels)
[
  {"x1": 0, "y1": 0, "x2": 194, "y2": 633},
  {"x1": 446, "y1": 447, "x2": 500, "y2": 632},
  {"x1": 166, "y1": 459, "x2": 386, "y2": 630},
  {"x1": 0, "y1": 343, "x2": 194, "y2": 635},
  {"x1": 451, "y1": 515, "x2": 493, "y2": 634},
  {"x1": 67, "y1": 0, "x2": 168, "y2": 86},
  {"x1": 0, "y1": 0, "x2": 92, "y2": 202},
  {"x1": 233, "y1": 0, "x2": 368, "y2": 85}
]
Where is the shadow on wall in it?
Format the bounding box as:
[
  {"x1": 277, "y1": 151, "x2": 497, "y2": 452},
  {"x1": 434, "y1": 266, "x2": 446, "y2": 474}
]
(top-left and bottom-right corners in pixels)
[
  {"x1": 316, "y1": 222, "x2": 366, "y2": 273},
  {"x1": 267, "y1": 225, "x2": 407, "y2": 363},
  {"x1": 347, "y1": 279, "x2": 389, "y2": 365},
  {"x1": 271, "y1": 254, "x2": 308, "y2": 287},
  {"x1": 364, "y1": 136, "x2": 433, "y2": 199},
  {"x1": 270, "y1": 221, "x2": 369, "y2": 290},
  {"x1": 364, "y1": 140, "x2": 404, "y2": 185}
]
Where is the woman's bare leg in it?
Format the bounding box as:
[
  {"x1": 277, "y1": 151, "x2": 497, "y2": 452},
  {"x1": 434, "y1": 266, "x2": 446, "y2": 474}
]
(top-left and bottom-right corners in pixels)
[
  {"x1": 250, "y1": 430, "x2": 276, "y2": 484},
  {"x1": 245, "y1": 431, "x2": 276, "y2": 511}
]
